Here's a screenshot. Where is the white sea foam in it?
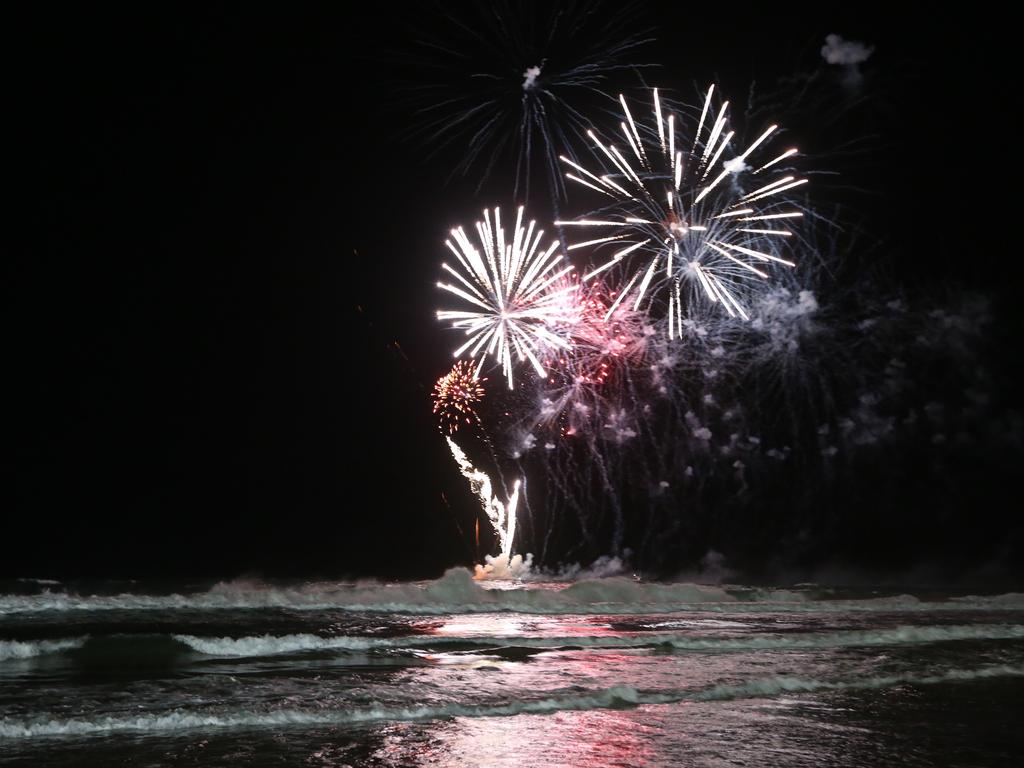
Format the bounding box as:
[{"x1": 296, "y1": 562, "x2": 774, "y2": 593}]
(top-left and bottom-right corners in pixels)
[
  {"x1": 2, "y1": 664, "x2": 1022, "y2": 739},
  {"x1": 954, "y1": 592, "x2": 1024, "y2": 607},
  {"x1": 173, "y1": 633, "x2": 383, "y2": 656},
  {"x1": 3, "y1": 624, "x2": 1016, "y2": 664},
  {"x1": 2, "y1": 570, "x2": 1023, "y2": 616},
  {"x1": 0, "y1": 637, "x2": 88, "y2": 661},
  {"x1": 173, "y1": 624, "x2": 1024, "y2": 657}
]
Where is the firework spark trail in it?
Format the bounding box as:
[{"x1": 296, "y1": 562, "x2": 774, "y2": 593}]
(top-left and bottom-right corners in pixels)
[
  {"x1": 402, "y1": 2, "x2": 654, "y2": 202},
  {"x1": 556, "y1": 86, "x2": 806, "y2": 332},
  {"x1": 502, "y1": 276, "x2": 764, "y2": 564},
  {"x1": 445, "y1": 437, "x2": 519, "y2": 559},
  {"x1": 497, "y1": 279, "x2": 659, "y2": 558},
  {"x1": 437, "y1": 206, "x2": 577, "y2": 389}
]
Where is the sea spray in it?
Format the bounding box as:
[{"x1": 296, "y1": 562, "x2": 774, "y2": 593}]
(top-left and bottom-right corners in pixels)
[{"x1": 4, "y1": 664, "x2": 1023, "y2": 739}]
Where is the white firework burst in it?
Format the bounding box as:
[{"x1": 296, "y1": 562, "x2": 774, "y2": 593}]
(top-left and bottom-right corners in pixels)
[
  {"x1": 436, "y1": 205, "x2": 576, "y2": 389},
  {"x1": 556, "y1": 85, "x2": 807, "y2": 337}
]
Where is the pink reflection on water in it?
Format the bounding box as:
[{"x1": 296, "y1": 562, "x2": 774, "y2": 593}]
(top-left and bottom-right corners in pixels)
[
  {"x1": 422, "y1": 613, "x2": 618, "y2": 639},
  {"x1": 429, "y1": 615, "x2": 536, "y2": 637},
  {"x1": 374, "y1": 707, "x2": 662, "y2": 767}
]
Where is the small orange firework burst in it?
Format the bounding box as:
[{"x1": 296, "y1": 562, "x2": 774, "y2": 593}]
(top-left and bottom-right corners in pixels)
[{"x1": 433, "y1": 361, "x2": 486, "y2": 435}]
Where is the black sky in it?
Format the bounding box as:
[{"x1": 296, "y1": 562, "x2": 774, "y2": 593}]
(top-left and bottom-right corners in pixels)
[{"x1": 4, "y1": 4, "x2": 1018, "y2": 581}]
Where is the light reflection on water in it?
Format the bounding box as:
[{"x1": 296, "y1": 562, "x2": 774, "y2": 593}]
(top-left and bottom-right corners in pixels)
[
  {"x1": 360, "y1": 609, "x2": 1023, "y2": 767},
  {"x1": 0, "y1": 580, "x2": 1022, "y2": 767},
  {"x1": 378, "y1": 707, "x2": 661, "y2": 768}
]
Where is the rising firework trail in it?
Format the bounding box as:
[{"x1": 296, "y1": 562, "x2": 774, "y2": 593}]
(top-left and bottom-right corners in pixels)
[
  {"x1": 436, "y1": 205, "x2": 576, "y2": 389},
  {"x1": 556, "y1": 86, "x2": 807, "y2": 333},
  {"x1": 445, "y1": 437, "x2": 520, "y2": 560}
]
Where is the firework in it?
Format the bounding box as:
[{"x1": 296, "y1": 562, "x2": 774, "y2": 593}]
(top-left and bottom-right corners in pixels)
[
  {"x1": 522, "y1": 278, "x2": 654, "y2": 439},
  {"x1": 561, "y1": 279, "x2": 652, "y2": 381},
  {"x1": 436, "y1": 205, "x2": 577, "y2": 389},
  {"x1": 433, "y1": 361, "x2": 487, "y2": 435},
  {"x1": 402, "y1": 1, "x2": 653, "y2": 200},
  {"x1": 556, "y1": 85, "x2": 807, "y2": 332},
  {"x1": 446, "y1": 437, "x2": 520, "y2": 560}
]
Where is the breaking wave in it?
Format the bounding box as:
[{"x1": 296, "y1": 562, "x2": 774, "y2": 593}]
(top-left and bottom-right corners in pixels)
[
  {"x1": 172, "y1": 624, "x2": 1024, "y2": 657},
  {"x1": 172, "y1": 633, "x2": 384, "y2": 656},
  {"x1": 0, "y1": 637, "x2": 88, "y2": 661},
  {"x1": 2, "y1": 570, "x2": 1023, "y2": 616},
  {"x1": 6, "y1": 624, "x2": 1018, "y2": 663},
  {"x1": 3, "y1": 664, "x2": 1022, "y2": 739}
]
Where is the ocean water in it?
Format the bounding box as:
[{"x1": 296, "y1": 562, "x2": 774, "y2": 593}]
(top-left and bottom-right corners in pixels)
[{"x1": 1, "y1": 571, "x2": 1022, "y2": 766}]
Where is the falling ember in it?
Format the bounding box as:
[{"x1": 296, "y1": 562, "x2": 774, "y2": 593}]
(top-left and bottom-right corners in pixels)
[
  {"x1": 433, "y1": 361, "x2": 486, "y2": 435},
  {"x1": 445, "y1": 437, "x2": 519, "y2": 560},
  {"x1": 436, "y1": 205, "x2": 576, "y2": 389},
  {"x1": 555, "y1": 85, "x2": 807, "y2": 334}
]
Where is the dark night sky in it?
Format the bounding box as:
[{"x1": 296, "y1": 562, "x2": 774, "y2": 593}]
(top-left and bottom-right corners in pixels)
[{"x1": 3, "y1": 4, "x2": 1018, "y2": 581}]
